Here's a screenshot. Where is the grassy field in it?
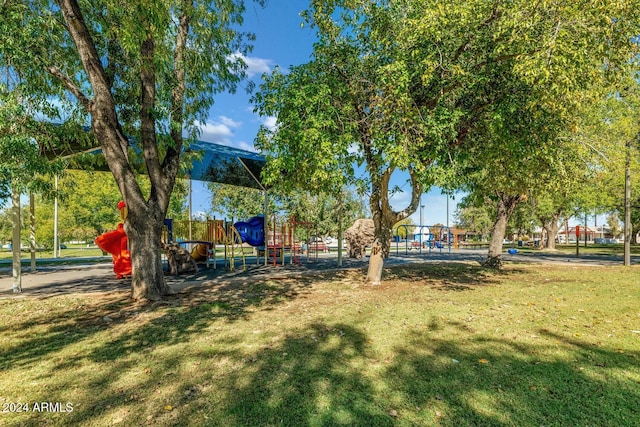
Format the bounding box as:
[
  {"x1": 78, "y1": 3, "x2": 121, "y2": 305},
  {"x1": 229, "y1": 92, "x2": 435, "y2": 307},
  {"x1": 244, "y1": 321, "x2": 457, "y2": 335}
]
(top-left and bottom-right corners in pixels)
[
  {"x1": 0, "y1": 244, "x2": 260, "y2": 263},
  {"x1": 511, "y1": 243, "x2": 640, "y2": 257},
  {"x1": 0, "y1": 245, "x2": 106, "y2": 261},
  {"x1": 0, "y1": 262, "x2": 639, "y2": 426}
]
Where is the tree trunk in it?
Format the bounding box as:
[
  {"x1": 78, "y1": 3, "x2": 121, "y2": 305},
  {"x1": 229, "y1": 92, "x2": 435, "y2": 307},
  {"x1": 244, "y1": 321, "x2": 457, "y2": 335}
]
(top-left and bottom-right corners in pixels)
[
  {"x1": 365, "y1": 165, "x2": 422, "y2": 284},
  {"x1": 485, "y1": 193, "x2": 522, "y2": 269},
  {"x1": 541, "y1": 212, "x2": 561, "y2": 250},
  {"x1": 366, "y1": 240, "x2": 384, "y2": 285},
  {"x1": 54, "y1": 0, "x2": 186, "y2": 301},
  {"x1": 125, "y1": 207, "x2": 173, "y2": 300}
]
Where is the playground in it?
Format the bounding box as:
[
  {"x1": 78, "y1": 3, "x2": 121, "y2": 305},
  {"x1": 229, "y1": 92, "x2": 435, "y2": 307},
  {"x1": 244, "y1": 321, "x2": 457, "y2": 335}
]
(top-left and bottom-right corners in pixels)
[
  {"x1": 1, "y1": 243, "x2": 635, "y2": 298},
  {"x1": 1, "y1": 258, "x2": 639, "y2": 426},
  {"x1": 2, "y1": 210, "x2": 638, "y2": 426}
]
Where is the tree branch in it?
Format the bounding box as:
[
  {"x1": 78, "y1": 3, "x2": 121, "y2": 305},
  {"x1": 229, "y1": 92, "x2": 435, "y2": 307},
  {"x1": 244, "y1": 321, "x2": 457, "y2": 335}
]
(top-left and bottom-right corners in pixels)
[
  {"x1": 140, "y1": 34, "x2": 162, "y2": 187},
  {"x1": 163, "y1": 0, "x2": 192, "y2": 181},
  {"x1": 45, "y1": 65, "x2": 92, "y2": 110},
  {"x1": 55, "y1": 0, "x2": 112, "y2": 103}
]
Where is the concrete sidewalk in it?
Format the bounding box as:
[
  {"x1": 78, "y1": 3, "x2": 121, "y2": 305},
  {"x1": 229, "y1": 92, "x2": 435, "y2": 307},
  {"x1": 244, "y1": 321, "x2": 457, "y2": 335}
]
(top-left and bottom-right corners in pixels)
[{"x1": 0, "y1": 263, "x2": 130, "y2": 297}]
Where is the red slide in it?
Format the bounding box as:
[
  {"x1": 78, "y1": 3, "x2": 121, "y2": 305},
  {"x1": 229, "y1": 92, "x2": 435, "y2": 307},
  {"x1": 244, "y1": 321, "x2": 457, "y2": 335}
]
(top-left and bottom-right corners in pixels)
[{"x1": 95, "y1": 223, "x2": 132, "y2": 279}]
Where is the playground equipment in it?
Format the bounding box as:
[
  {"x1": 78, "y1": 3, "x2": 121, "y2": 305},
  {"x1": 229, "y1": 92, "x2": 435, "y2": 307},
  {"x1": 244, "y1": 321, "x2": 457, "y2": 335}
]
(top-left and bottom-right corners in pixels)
[
  {"x1": 266, "y1": 216, "x2": 297, "y2": 266},
  {"x1": 393, "y1": 224, "x2": 453, "y2": 256},
  {"x1": 234, "y1": 215, "x2": 266, "y2": 247},
  {"x1": 95, "y1": 201, "x2": 132, "y2": 279},
  {"x1": 265, "y1": 215, "x2": 322, "y2": 266},
  {"x1": 186, "y1": 220, "x2": 245, "y2": 271},
  {"x1": 163, "y1": 213, "x2": 328, "y2": 270},
  {"x1": 166, "y1": 215, "x2": 266, "y2": 271}
]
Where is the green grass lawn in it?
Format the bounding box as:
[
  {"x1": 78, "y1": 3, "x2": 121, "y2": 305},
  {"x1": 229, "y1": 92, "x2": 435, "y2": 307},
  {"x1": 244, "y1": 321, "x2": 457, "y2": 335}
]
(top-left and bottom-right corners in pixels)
[
  {"x1": 0, "y1": 244, "x2": 106, "y2": 261},
  {"x1": 0, "y1": 263, "x2": 639, "y2": 426},
  {"x1": 0, "y1": 244, "x2": 258, "y2": 263},
  {"x1": 504, "y1": 243, "x2": 640, "y2": 257}
]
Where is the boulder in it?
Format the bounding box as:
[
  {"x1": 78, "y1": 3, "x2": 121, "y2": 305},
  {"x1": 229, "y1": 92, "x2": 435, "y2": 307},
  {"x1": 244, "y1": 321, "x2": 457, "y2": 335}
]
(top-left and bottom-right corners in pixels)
[
  {"x1": 162, "y1": 242, "x2": 199, "y2": 275},
  {"x1": 344, "y1": 218, "x2": 375, "y2": 258}
]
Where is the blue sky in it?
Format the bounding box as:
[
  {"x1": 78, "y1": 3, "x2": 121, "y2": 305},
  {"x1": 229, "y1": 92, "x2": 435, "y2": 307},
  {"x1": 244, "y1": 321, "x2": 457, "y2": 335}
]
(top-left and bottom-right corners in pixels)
[
  {"x1": 191, "y1": 1, "x2": 457, "y2": 226},
  {"x1": 0, "y1": 2, "x2": 456, "y2": 227}
]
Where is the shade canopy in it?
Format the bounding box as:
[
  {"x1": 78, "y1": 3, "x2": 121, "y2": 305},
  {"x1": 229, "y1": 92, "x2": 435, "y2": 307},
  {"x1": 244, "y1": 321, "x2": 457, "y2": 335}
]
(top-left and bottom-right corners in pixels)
[
  {"x1": 61, "y1": 138, "x2": 266, "y2": 190},
  {"x1": 185, "y1": 140, "x2": 265, "y2": 190}
]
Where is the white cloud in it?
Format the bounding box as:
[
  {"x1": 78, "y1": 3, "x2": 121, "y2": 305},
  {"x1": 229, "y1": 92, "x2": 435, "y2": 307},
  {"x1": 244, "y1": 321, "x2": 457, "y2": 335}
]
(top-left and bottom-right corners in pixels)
[
  {"x1": 389, "y1": 189, "x2": 412, "y2": 211},
  {"x1": 235, "y1": 140, "x2": 257, "y2": 152},
  {"x1": 261, "y1": 116, "x2": 277, "y2": 130},
  {"x1": 198, "y1": 121, "x2": 233, "y2": 141},
  {"x1": 229, "y1": 52, "x2": 273, "y2": 78},
  {"x1": 196, "y1": 117, "x2": 239, "y2": 144},
  {"x1": 195, "y1": 118, "x2": 258, "y2": 152},
  {"x1": 219, "y1": 116, "x2": 242, "y2": 128}
]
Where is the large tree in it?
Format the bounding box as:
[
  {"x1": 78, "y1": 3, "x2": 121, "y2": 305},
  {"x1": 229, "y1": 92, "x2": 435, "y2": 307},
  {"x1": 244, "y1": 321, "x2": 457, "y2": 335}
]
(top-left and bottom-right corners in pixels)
[
  {"x1": 207, "y1": 183, "x2": 268, "y2": 221},
  {"x1": 255, "y1": 0, "x2": 636, "y2": 280},
  {"x1": 1, "y1": 0, "x2": 263, "y2": 300},
  {"x1": 454, "y1": 204, "x2": 494, "y2": 242}
]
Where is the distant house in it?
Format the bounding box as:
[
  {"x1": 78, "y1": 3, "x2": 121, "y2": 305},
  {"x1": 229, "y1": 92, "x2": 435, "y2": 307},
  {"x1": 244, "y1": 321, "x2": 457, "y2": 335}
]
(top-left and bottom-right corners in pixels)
[{"x1": 559, "y1": 226, "x2": 597, "y2": 242}]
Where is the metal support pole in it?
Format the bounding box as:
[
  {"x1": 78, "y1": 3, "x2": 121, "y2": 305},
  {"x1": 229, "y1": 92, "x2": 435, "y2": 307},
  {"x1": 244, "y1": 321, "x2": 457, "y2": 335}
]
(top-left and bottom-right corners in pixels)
[
  {"x1": 446, "y1": 195, "x2": 450, "y2": 251},
  {"x1": 12, "y1": 186, "x2": 21, "y2": 293},
  {"x1": 188, "y1": 178, "x2": 193, "y2": 241},
  {"x1": 264, "y1": 190, "x2": 268, "y2": 266},
  {"x1": 30, "y1": 193, "x2": 36, "y2": 272},
  {"x1": 53, "y1": 175, "x2": 58, "y2": 259}
]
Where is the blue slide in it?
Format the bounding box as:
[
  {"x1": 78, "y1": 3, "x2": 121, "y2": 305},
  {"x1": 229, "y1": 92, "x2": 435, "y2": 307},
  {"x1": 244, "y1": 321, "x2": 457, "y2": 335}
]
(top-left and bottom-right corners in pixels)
[{"x1": 234, "y1": 215, "x2": 265, "y2": 247}]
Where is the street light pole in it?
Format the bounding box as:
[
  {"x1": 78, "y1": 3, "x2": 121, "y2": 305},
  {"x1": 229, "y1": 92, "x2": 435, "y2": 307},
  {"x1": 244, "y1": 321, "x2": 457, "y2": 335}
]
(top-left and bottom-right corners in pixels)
[{"x1": 446, "y1": 195, "x2": 449, "y2": 230}]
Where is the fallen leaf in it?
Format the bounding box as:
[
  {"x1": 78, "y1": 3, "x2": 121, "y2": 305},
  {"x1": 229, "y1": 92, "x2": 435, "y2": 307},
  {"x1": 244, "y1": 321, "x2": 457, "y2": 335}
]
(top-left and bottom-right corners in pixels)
[
  {"x1": 478, "y1": 359, "x2": 490, "y2": 364},
  {"x1": 164, "y1": 405, "x2": 173, "y2": 411}
]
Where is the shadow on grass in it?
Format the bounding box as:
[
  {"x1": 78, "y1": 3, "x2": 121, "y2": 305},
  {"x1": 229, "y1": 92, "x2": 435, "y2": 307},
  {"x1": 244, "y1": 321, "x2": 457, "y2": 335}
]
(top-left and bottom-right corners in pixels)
[
  {"x1": 0, "y1": 294, "x2": 133, "y2": 370},
  {"x1": 46, "y1": 322, "x2": 392, "y2": 427},
  {"x1": 7, "y1": 306, "x2": 640, "y2": 426},
  {"x1": 0, "y1": 267, "x2": 320, "y2": 372},
  {"x1": 213, "y1": 322, "x2": 392, "y2": 426},
  {"x1": 384, "y1": 329, "x2": 640, "y2": 426},
  {"x1": 383, "y1": 262, "x2": 526, "y2": 291},
  {"x1": 5, "y1": 262, "x2": 638, "y2": 426}
]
